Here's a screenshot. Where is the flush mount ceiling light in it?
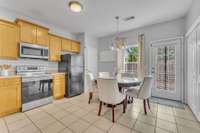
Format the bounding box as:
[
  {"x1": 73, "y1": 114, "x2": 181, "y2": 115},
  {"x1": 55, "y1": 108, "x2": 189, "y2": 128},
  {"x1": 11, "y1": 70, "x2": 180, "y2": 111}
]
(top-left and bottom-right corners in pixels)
[{"x1": 68, "y1": 1, "x2": 83, "y2": 13}]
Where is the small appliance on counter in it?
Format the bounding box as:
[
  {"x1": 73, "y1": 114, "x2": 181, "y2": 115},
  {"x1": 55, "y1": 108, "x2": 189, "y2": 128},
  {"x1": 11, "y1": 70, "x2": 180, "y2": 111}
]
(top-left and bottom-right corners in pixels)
[
  {"x1": 16, "y1": 65, "x2": 53, "y2": 112},
  {"x1": 59, "y1": 54, "x2": 84, "y2": 97},
  {"x1": 0, "y1": 64, "x2": 16, "y2": 76}
]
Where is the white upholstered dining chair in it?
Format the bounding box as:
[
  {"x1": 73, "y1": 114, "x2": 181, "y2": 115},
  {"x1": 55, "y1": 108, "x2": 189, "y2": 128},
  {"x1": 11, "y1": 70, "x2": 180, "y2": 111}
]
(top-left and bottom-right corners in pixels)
[
  {"x1": 126, "y1": 75, "x2": 153, "y2": 114},
  {"x1": 97, "y1": 78, "x2": 127, "y2": 122},
  {"x1": 86, "y1": 72, "x2": 98, "y2": 104}
]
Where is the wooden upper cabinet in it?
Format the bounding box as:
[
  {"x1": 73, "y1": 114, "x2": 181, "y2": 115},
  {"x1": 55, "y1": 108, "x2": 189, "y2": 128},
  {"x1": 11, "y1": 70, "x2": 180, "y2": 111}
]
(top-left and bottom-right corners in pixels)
[
  {"x1": 16, "y1": 19, "x2": 49, "y2": 46},
  {"x1": 71, "y1": 41, "x2": 80, "y2": 53},
  {"x1": 36, "y1": 26, "x2": 49, "y2": 46},
  {"x1": 49, "y1": 34, "x2": 62, "y2": 61},
  {"x1": 62, "y1": 38, "x2": 71, "y2": 52},
  {"x1": 17, "y1": 20, "x2": 37, "y2": 44},
  {"x1": 0, "y1": 20, "x2": 19, "y2": 59}
]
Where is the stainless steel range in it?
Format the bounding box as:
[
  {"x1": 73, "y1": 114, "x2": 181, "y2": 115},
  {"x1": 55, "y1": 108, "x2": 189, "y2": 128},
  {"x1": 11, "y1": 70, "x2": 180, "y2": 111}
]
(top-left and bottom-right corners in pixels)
[{"x1": 17, "y1": 65, "x2": 53, "y2": 112}]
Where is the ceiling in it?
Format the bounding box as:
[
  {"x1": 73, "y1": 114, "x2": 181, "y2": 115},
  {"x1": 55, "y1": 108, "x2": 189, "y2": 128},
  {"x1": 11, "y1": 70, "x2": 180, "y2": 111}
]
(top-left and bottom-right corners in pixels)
[{"x1": 0, "y1": 0, "x2": 193, "y2": 38}]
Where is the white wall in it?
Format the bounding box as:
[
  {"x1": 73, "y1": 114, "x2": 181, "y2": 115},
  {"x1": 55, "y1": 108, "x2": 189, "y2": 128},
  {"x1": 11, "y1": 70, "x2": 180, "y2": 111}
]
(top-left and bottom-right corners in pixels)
[
  {"x1": 76, "y1": 33, "x2": 98, "y2": 92},
  {"x1": 185, "y1": 0, "x2": 200, "y2": 31},
  {"x1": 98, "y1": 18, "x2": 185, "y2": 74}
]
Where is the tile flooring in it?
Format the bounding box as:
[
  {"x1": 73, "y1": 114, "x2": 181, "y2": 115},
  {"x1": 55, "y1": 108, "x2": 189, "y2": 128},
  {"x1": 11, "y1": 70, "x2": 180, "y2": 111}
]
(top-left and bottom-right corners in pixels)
[{"x1": 0, "y1": 93, "x2": 200, "y2": 133}]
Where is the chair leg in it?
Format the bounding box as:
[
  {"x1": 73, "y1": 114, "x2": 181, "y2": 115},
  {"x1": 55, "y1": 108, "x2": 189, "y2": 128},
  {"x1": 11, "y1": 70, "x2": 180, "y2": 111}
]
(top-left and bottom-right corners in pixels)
[
  {"x1": 147, "y1": 98, "x2": 150, "y2": 110},
  {"x1": 123, "y1": 98, "x2": 127, "y2": 113},
  {"x1": 98, "y1": 101, "x2": 102, "y2": 116},
  {"x1": 143, "y1": 99, "x2": 147, "y2": 115},
  {"x1": 88, "y1": 92, "x2": 93, "y2": 104},
  {"x1": 112, "y1": 105, "x2": 115, "y2": 123},
  {"x1": 131, "y1": 97, "x2": 134, "y2": 103}
]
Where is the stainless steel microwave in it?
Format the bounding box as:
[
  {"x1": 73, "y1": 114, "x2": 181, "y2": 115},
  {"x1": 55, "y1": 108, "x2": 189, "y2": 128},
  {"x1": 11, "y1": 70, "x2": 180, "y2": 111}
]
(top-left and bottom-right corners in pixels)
[{"x1": 20, "y1": 43, "x2": 48, "y2": 60}]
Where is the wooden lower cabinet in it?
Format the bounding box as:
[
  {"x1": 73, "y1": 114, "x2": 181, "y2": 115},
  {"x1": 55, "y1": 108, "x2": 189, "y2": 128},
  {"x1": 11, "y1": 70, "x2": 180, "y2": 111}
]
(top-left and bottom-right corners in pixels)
[
  {"x1": 0, "y1": 77, "x2": 21, "y2": 117},
  {"x1": 53, "y1": 74, "x2": 65, "y2": 99}
]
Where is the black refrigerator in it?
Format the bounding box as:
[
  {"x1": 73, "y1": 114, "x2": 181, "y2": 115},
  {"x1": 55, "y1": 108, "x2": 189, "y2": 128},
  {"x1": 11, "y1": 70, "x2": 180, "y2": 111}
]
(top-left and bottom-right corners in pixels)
[{"x1": 58, "y1": 54, "x2": 84, "y2": 97}]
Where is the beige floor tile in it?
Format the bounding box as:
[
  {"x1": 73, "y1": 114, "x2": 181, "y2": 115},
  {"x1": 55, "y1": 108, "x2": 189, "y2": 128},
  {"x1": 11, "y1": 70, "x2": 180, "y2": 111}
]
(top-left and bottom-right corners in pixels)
[
  {"x1": 117, "y1": 115, "x2": 136, "y2": 128},
  {"x1": 137, "y1": 114, "x2": 156, "y2": 126},
  {"x1": 177, "y1": 125, "x2": 200, "y2": 133},
  {"x1": 25, "y1": 108, "x2": 43, "y2": 116},
  {"x1": 134, "y1": 121, "x2": 155, "y2": 133},
  {"x1": 13, "y1": 123, "x2": 40, "y2": 133},
  {"x1": 108, "y1": 123, "x2": 131, "y2": 133},
  {"x1": 123, "y1": 110, "x2": 140, "y2": 120},
  {"x1": 94, "y1": 117, "x2": 113, "y2": 131},
  {"x1": 0, "y1": 119, "x2": 9, "y2": 133},
  {"x1": 64, "y1": 105, "x2": 81, "y2": 113},
  {"x1": 83, "y1": 126, "x2": 105, "y2": 133},
  {"x1": 69, "y1": 119, "x2": 90, "y2": 133},
  {"x1": 173, "y1": 109, "x2": 196, "y2": 121},
  {"x1": 156, "y1": 128, "x2": 172, "y2": 133},
  {"x1": 28, "y1": 111, "x2": 50, "y2": 122},
  {"x1": 156, "y1": 119, "x2": 178, "y2": 133},
  {"x1": 157, "y1": 112, "x2": 175, "y2": 123},
  {"x1": 7, "y1": 118, "x2": 32, "y2": 132},
  {"x1": 58, "y1": 102, "x2": 72, "y2": 110},
  {"x1": 60, "y1": 128, "x2": 74, "y2": 133},
  {"x1": 175, "y1": 117, "x2": 200, "y2": 129},
  {"x1": 51, "y1": 110, "x2": 71, "y2": 119},
  {"x1": 60, "y1": 114, "x2": 79, "y2": 126},
  {"x1": 45, "y1": 107, "x2": 63, "y2": 115},
  {"x1": 41, "y1": 121, "x2": 65, "y2": 133},
  {"x1": 4, "y1": 113, "x2": 27, "y2": 124},
  {"x1": 131, "y1": 129, "x2": 140, "y2": 133},
  {"x1": 34, "y1": 116, "x2": 56, "y2": 129},
  {"x1": 73, "y1": 109, "x2": 89, "y2": 117},
  {"x1": 82, "y1": 113, "x2": 100, "y2": 123},
  {"x1": 158, "y1": 105, "x2": 173, "y2": 115}
]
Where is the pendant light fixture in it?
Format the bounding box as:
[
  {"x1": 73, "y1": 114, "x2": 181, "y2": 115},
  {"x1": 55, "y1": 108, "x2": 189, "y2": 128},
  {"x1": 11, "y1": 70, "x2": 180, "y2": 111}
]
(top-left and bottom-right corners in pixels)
[{"x1": 110, "y1": 16, "x2": 127, "y2": 50}]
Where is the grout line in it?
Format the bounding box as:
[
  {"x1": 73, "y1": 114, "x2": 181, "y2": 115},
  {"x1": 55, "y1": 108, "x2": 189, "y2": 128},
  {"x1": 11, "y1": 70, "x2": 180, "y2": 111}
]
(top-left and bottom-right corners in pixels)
[
  {"x1": 2, "y1": 117, "x2": 11, "y2": 133},
  {"x1": 24, "y1": 113, "x2": 43, "y2": 133}
]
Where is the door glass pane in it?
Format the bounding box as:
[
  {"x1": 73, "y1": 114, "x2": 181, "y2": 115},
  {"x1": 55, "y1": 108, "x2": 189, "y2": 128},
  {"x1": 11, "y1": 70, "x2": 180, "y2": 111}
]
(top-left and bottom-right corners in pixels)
[
  {"x1": 166, "y1": 46, "x2": 176, "y2": 91},
  {"x1": 156, "y1": 47, "x2": 165, "y2": 90}
]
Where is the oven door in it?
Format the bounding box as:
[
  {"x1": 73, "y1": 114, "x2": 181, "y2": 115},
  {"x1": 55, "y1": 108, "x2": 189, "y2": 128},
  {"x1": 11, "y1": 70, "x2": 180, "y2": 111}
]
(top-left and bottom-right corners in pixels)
[{"x1": 22, "y1": 78, "x2": 52, "y2": 104}]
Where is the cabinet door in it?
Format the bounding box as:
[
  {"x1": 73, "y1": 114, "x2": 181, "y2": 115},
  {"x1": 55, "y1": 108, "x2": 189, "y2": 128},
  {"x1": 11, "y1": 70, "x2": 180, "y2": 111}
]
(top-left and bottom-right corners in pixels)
[
  {"x1": 36, "y1": 27, "x2": 49, "y2": 46},
  {"x1": 53, "y1": 75, "x2": 65, "y2": 99},
  {"x1": 0, "y1": 78, "x2": 21, "y2": 117},
  {"x1": 0, "y1": 21, "x2": 19, "y2": 59},
  {"x1": 62, "y1": 39, "x2": 71, "y2": 51},
  {"x1": 18, "y1": 21, "x2": 36, "y2": 44},
  {"x1": 71, "y1": 41, "x2": 80, "y2": 53},
  {"x1": 49, "y1": 35, "x2": 61, "y2": 61}
]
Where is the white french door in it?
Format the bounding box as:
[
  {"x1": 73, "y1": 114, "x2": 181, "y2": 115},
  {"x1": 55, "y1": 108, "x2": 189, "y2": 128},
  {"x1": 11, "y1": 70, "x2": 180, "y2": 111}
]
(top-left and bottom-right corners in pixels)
[{"x1": 151, "y1": 38, "x2": 181, "y2": 101}]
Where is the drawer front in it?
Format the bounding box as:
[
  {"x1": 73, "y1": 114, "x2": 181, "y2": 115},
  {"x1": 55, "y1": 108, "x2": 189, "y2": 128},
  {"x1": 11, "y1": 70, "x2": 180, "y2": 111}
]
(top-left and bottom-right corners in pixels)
[{"x1": 0, "y1": 77, "x2": 21, "y2": 87}]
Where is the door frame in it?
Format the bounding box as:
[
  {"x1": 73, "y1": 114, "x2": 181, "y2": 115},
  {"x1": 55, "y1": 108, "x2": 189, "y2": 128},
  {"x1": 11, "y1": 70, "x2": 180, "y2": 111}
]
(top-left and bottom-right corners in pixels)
[{"x1": 149, "y1": 37, "x2": 184, "y2": 102}]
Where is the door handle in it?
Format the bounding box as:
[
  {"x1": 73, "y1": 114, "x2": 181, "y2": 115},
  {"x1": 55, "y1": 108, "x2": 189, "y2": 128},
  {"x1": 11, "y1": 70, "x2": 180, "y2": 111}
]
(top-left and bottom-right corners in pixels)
[{"x1": 151, "y1": 67, "x2": 155, "y2": 74}]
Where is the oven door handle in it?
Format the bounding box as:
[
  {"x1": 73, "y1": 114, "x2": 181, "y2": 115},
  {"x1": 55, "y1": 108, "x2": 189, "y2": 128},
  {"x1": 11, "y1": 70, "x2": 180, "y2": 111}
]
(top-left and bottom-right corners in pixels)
[{"x1": 22, "y1": 78, "x2": 52, "y2": 83}]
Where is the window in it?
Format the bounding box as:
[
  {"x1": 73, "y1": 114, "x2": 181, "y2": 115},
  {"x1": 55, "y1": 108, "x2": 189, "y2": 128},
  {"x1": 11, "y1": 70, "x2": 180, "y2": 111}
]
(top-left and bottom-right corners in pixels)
[{"x1": 122, "y1": 45, "x2": 139, "y2": 77}]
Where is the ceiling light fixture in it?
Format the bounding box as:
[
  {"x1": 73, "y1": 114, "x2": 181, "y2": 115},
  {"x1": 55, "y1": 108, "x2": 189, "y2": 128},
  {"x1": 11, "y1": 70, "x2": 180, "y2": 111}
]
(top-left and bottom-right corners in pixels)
[{"x1": 68, "y1": 1, "x2": 83, "y2": 13}]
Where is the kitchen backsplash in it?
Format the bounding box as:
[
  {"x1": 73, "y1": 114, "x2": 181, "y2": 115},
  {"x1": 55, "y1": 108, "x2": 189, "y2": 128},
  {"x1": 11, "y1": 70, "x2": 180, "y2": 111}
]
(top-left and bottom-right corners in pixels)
[{"x1": 0, "y1": 58, "x2": 58, "y2": 71}]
